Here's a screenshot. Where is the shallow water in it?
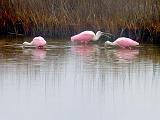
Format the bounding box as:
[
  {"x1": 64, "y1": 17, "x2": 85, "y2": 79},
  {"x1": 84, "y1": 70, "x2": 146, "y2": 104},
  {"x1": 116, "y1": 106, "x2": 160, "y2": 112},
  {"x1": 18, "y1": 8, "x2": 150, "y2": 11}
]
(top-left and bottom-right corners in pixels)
[{"x1": 0, "y1": 36, "x2": 160, "y2": 120}]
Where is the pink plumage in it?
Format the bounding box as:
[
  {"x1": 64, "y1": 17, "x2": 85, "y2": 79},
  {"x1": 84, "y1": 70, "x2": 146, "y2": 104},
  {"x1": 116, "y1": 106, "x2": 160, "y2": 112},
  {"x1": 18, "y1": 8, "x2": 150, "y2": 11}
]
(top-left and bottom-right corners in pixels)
[
  {"x1": 113, "y1": 37, "x2": 139, "y2": 48},
  {"x1": 71, "y1": 31, "x2": 95, "y2": 43},
  {"x1": 31, "y1": 36, "x2": 46, "y2": 47},
  {"x1": 23, "y1": 36, "x2": 47, "y2": 48}
]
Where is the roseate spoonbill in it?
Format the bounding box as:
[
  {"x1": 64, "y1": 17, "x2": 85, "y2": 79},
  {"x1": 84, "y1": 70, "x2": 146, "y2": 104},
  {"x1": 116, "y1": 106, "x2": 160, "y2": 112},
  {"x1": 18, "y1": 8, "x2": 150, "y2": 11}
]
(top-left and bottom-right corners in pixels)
[
  {"x1": 23, "y1": 36, "x2": 46, "y2": 48},
  {"x1": 71, "y1": 31, "x2": 107, "y2": 43},
  {"x1": 105, "y1": 37, "x2": 139, "y2": 48}
]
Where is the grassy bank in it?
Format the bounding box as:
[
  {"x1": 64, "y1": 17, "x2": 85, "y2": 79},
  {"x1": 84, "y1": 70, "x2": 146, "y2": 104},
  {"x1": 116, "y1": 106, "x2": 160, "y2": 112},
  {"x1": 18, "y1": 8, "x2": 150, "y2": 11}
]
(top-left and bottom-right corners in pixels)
[{"x1": 1, "y1": 0, "x2": 160, "y2": 43}]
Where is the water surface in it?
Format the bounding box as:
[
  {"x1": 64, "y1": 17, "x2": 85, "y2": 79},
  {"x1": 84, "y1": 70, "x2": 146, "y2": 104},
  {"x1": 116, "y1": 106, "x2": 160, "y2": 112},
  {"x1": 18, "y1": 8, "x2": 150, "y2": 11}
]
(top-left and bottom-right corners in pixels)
[{"x1": 0, "y1": 36, "x2": 160, "y2": 120}]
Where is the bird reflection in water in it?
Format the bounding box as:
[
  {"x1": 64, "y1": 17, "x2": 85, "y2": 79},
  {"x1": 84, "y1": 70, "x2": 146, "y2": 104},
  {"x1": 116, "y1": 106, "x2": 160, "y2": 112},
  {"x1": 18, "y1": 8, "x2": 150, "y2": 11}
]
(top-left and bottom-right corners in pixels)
[
  {"x1": 23, "y1": 48, "x2": 47, "y2": 61},
  {"x1": 114, "y1": 49, "x2": 139, "y2": 61},
  {"x1": 71, "y1": 45, "x2": 97, "y2": 56}
]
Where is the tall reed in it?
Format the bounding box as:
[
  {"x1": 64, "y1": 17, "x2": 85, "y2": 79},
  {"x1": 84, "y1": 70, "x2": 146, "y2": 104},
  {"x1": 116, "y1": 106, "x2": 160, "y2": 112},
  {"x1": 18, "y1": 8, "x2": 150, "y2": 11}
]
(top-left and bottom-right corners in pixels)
[{"x1": 1, "y1": 0, "x2": 160, "y2": 39}]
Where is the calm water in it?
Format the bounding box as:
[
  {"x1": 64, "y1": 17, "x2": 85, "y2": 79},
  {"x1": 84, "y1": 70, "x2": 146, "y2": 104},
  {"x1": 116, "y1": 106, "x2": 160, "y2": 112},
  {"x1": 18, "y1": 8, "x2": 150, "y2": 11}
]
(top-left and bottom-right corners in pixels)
[{"x1": 0, "y1": 36, "x2": 160, "y2": 120}]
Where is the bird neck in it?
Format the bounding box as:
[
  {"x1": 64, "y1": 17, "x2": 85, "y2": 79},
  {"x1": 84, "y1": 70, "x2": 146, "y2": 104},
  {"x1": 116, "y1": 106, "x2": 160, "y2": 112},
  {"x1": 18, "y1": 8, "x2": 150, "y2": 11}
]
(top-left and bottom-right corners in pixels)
[{"x1": 92, "y1": 31, "x2": 102, "y2": 41}]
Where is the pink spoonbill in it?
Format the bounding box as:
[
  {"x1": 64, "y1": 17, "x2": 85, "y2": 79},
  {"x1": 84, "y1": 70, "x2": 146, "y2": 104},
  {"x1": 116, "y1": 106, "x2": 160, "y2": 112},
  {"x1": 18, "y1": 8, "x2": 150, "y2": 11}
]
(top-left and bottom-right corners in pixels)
[
  {"x1": 23, "y1": 36, "x2": 46, "y2": 48},
  {"x1": 71, "y1": 31, "x2": 105, "y2": 44},
  {"x1": 105, "y1": 37, "x2": 139, "y2": 48}
]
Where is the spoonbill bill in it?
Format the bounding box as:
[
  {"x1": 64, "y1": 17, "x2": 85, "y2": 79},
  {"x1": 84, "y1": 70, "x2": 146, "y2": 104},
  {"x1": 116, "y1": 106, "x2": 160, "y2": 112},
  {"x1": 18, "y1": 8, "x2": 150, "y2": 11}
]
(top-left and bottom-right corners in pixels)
[
  {"x1": 23, "y1": 36, "x2": 46, "y2": 48},
  {"x1": 71, "y1": 31, "x2": 106, "y2": 43},
  {"x1": 105, "y1": 37, "x2": 139, "y2": 48}
]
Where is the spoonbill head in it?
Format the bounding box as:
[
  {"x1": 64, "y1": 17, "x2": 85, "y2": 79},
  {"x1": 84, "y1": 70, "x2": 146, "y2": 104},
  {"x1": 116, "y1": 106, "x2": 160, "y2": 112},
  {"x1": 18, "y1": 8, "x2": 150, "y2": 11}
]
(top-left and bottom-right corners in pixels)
[
  {"x1": 92, "y1": 31, "x2": 104, "y2": 41},
  {"x1": 105, "y1": 41, "x2": 115, "y2": 46}
]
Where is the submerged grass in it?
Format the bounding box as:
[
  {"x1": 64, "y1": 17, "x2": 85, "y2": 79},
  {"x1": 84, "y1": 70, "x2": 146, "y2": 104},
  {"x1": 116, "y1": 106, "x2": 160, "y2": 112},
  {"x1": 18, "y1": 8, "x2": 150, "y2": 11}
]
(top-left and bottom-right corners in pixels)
[{"x1": 1, "y1": 0, "x2": 160, "y2": 42}]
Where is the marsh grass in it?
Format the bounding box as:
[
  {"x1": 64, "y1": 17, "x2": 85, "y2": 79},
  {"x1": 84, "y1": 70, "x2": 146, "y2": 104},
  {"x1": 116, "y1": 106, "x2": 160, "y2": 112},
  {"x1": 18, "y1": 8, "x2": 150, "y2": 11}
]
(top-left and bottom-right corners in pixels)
[{"x1": 1, "y1": 0, "x2": 160, "y2": 41}]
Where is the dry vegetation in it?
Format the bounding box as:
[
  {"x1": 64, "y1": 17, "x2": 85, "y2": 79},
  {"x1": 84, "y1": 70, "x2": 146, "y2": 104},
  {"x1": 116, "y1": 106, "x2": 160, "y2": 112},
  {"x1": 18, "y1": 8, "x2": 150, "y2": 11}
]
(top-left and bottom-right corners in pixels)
[{"x1": 1, "y1": 0, "x2": 160, "y2": 41}]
